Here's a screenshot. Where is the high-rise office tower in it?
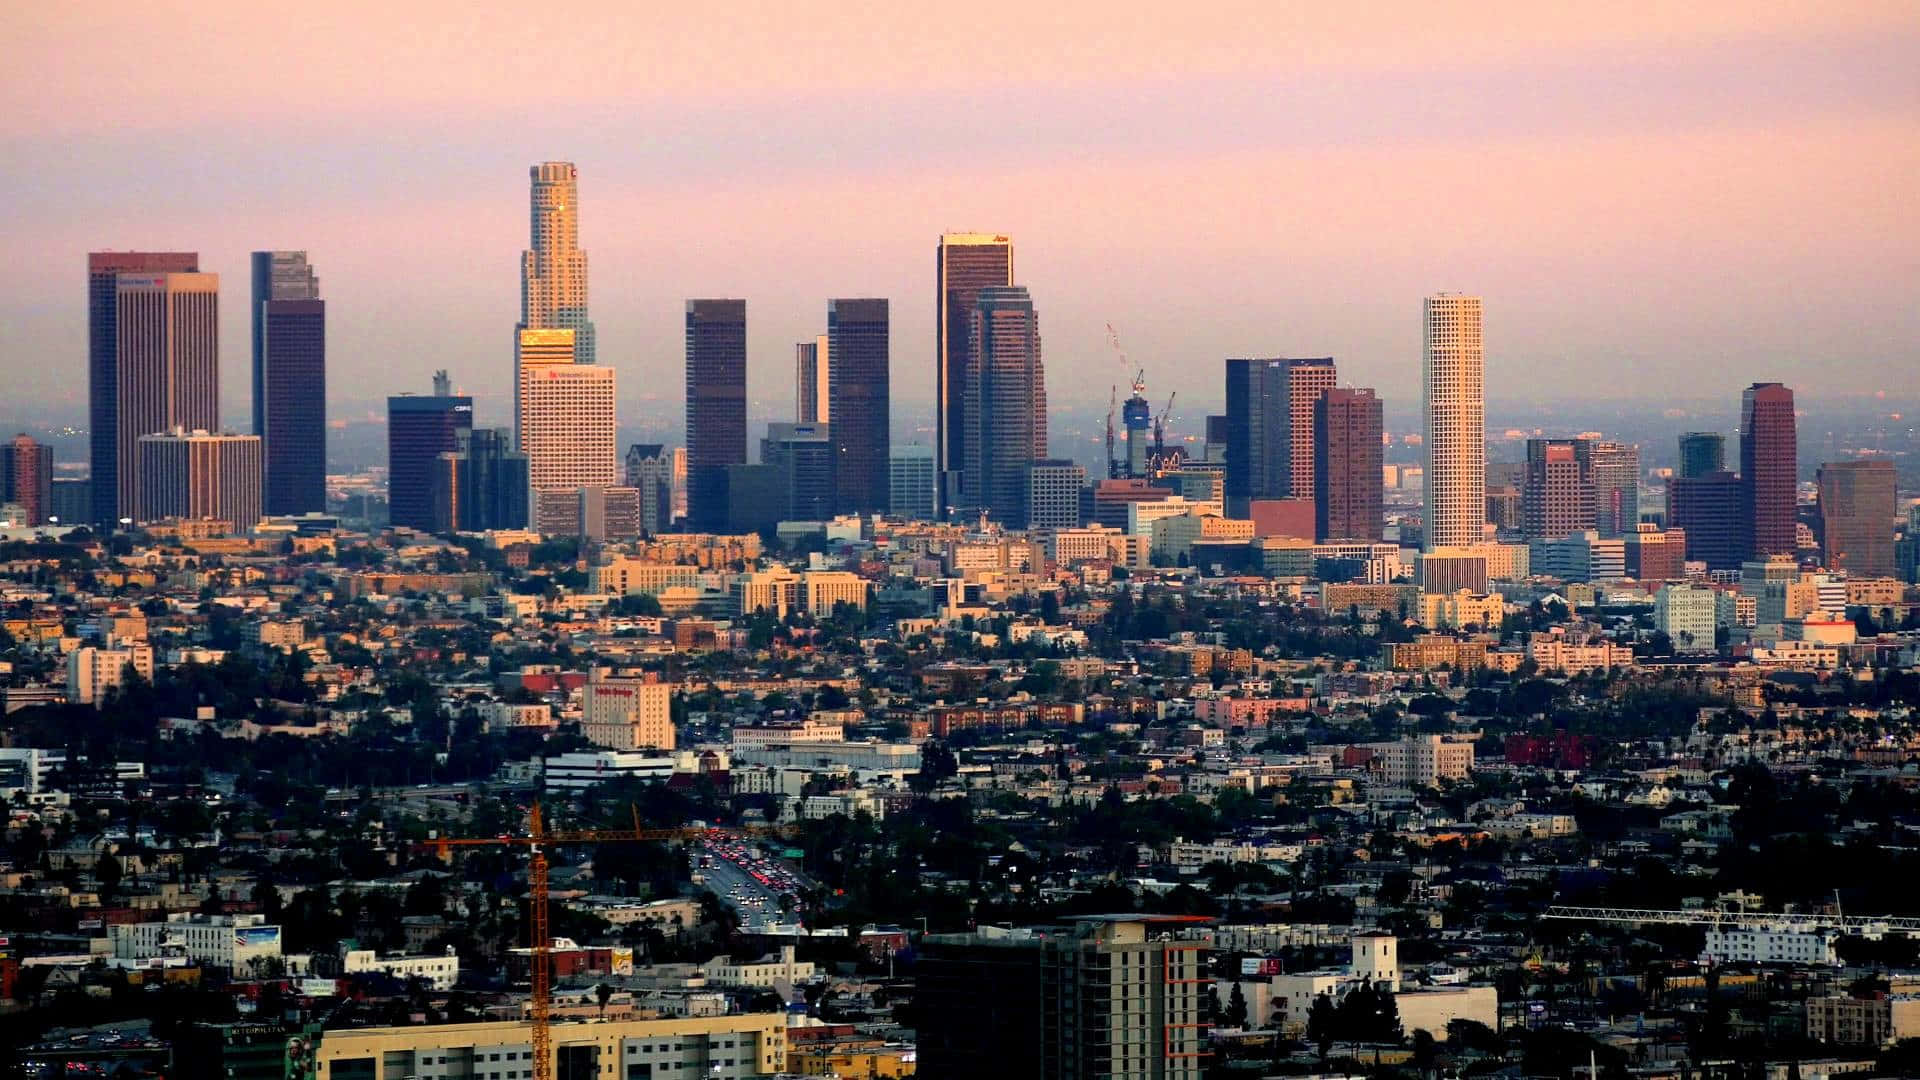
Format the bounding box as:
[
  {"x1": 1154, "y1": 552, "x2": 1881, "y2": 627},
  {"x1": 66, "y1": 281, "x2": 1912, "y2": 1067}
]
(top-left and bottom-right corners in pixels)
[
  {"x1": 1588, "y1": 441, "x2": 1641, "y2": 537},
  {"x1": 685, "y1": 299, "x2": 748, "y2": 531},
  {"x1": 1423, "y1": 293, "x2": 1486, "y2": 550},
  {"x1": 518, "y1": 162, "x2": 594, "y2": 364},
  {"x1": 1315, "y1": 387, "x2": 1383, "y2": 541},
  {"x1": 1668, "y1": 470, "x2": 1743, "y2": 570},
  {"x1": 1, "y1": 434, "x2": 53, "y2": 526},
  {"x1": 1740, "y1": 382, "x2": 1797, "y2": 559},
  {"x1": 250, "y1": 251, "x2": 326, "y2": 516},
  {"x1": 433, "y1": 427, "x2": 529, "y2": 534},
  {"x1": 387, "y1": 374, "x2": 473, "y2": 531},
  {"x1": 761, "y1": 422, "x2": 836, "y2": 522},
  {"x1": 88, "y1": 251, "x2": 199, "y2": 526},
  {"x1": 1523, "y1": 438, "x2": 1595, "y2": 540},
  {"x1": 87, "y1": 254, "x2": 214, "y2": 525},
  {"x1": 1679, "y1": 431, "x2": 1726, "y2": 479},
  {"x1": 1223, "y1": 358, "x2": 1336, "y2": 516},
  {"x1": 795, "y1": 335, "x2": 828, "y2": 424},
  {"x1": 889, "y1": 445, "x2": 937, "y2": 521},
  {"x1": 918, "y1": 916, "x2": 1207, "y2": 1080},
  {"x1": 1817, "y1": 459, "x2": 1896, "y2": 578},
  {"x1": 936, "y1": 232, "x2": 1014, "y2": 515},
  {"x1": 517, "y1": 329, "x2": 616, "y2": 534},
  {"x1": 624, "y1": 443, "x2": 674, "y2": 536},
  {"x1": 962, "y1": 286, "x2": 1047, "y2": 527},
  {"x1": 828, "y1": 298, "x2": 889, "y2": 514},
  {"x1": 135, "y1": 429, "x2": 263, "y2": 528}
]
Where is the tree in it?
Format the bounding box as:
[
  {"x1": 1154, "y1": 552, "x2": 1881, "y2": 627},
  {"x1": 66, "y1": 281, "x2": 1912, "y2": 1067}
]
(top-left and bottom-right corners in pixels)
[
  {"x1": 596, "y1": 982, "x2": 613, "y2": 1018},
  {"x1": 910, "y1": 741, "x2": 959, "y2": 792},
  {"x1": 1307, "y1": 992, "x2": 1338, "y2": 1061},
  {"x1": 1225, "y1": 981, "x2": 1249, "y2": 1028},
  {"x1": 1411, "y1": 1028, "x2": 1438, "y2": 1078}
]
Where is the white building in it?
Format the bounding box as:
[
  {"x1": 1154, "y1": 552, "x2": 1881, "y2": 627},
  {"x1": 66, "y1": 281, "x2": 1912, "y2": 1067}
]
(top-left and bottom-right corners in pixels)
[
  {"x1": 485, "y1": 702, "x2": 555, "y2": 733},
  {"x1": 699, "y1": 945, "x2": 815, "y2": 989},
  {"x1": 1656, "y1": 584, "x2": 1720, "y2": 652},
  {"x1": 1363, "y1": 735, "x2": 1475, "y2": 789},
  {"x1": 1422, "y1": 294, "x2": 1485, "y2": 551},
  {"x1": 1126, "y1": 497, "x2": 1225, "y2": 537},
  {"x1": 542, "y1": 750, "x2": 675, "y2": 792},
  {"x1": 802, "y1": 570, "x2": 868, "y2": 613},
  {"x1": 109, "y1": 913, "x2": 284, "y2": 975},
  {"x1": 66, "y1": 645, "x2": 155, "y2": 705},
  {"x1": 341, "y1": 946, "x2": 461, "y2": 990},
  {"x1": 1704, "y1": 924, "x2": 1838, "y2": 966},
  {"x1": 0, "y1": 747, "x2": 68, "y2": 796}
]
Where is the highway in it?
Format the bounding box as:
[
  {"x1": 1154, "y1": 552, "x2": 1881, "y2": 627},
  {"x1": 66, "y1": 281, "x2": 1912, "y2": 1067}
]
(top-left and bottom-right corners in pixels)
[{"x1": 696, "y1": 837, "x2": 809, "y2": 931}]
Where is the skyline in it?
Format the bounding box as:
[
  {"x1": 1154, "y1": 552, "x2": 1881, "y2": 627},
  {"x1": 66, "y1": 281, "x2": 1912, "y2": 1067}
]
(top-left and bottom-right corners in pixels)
[{"x1": 4, "y1": 3, "x2": 1916, "y2": 433}]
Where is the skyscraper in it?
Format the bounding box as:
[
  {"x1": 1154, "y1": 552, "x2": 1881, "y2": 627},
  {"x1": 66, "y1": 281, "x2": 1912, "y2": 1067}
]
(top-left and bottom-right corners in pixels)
[
  {"x1": 1423, "y1": 293, "x2": 1486, "y2": 550},
  {"x1": 962, "y1": 286, "x2": 1047, "y2": 527},
  {"x1": 936, "y1": 232, "x2": 1014, "y2": 515},
  {"x1": 388, "y1": 375, "x2": 473, "y2": 531},
  {"x1": 1, "y1": 434, "x2": 53, "y2": 526},
  {"x1": 433, "y1": 427, "x2": 529, "y2": 534},
  {"x1": 685, "y1": 299, "x2": 748, "y2": 531},
  {"x1": 518, "y1": 162, "x2": 594, "y2": 364},
  {"x1": 250, "y1": 251, "x2": 326, "y2": 516},
  {"x1": 888, "y1": 445, "x2": 937, "y2": 521},
  {"x1": 517, "y1": 329, "x2": 616, "y2": 535},
  {"x1": 795, "y1": 336, "x2": 828, "y2": 424},
  {"x1": 1025, "y1": 459, "x2": 1086, "y2": 531},
  {"x1": 1588, "y1": 441, "x2": 1641, "y2": 537},
  {"x1": 760, "y1": 422, "x2": 835, "y2": 522},
  {"x1": 1315, "y1": 387, "x2": 1383, "y2": 541},
  {"x1": 828, "y1": 298, "x2": 889, "y2": 514},
  {"x1": 624, "y1": 443, "x2": 674, "y2": 535},
  {"x1": 87, "y1": 253, "x2": 207, "y2": 525},
  {"x1": 1222, "y1": 358, "x2": 1337, "y2": 516},
  {"x1": 1817, "y1": 459, "x2": 1896, "y2": 578},
  {"x1": 1668, "y1": 470, "x2": 1743, "y2": 570},
  {"x1": 1679, "y1": 431, "x2": 1726, "y2": 479},
  {"x1": 1523, "y1": 438, "x2": 1595, "y2": 540},
  {"x1": 135, "y1": 429, "x2": 263, "y2": 528},
  {"x1": 1740, "y1": 382, "x2": 1797, "y2": 559}
]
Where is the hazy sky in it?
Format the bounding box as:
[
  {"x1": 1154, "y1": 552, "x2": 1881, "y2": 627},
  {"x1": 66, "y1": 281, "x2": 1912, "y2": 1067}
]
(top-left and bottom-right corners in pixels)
[{"x1": 3, "y1": 2, "x2": 1915, "y2": 442}]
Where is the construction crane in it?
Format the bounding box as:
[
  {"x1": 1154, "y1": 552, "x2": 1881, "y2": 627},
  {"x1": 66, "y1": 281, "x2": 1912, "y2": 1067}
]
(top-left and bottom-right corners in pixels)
[
  {"x1": 421, "y1": 805, "x2": 794, "y2": 1080},
  {"x1": 1151, "y1": 391, "x2": 1177, "y2": 472},
  {"x1": 1105, "y1": 385, "x2": 1119, "y2": 480},
  {"x1": 1541, "y1": 905, "x2": 1920, "y2": 936}
]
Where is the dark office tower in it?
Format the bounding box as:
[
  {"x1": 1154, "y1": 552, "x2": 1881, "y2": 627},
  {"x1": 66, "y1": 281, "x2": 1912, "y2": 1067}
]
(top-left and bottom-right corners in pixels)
[
  {"x1": 86, "y1": 252, "x2": 201, "y2": 525},
  {"x1": 387, "y1": 374, "x2": 473, "y2": 531},
  {"x1": 828, "y1": 298, "x2": 890, "y2": 514},
  {"x1": 685, "y1": 299, "x2": 747, "y2": 531},
  {"x1": 794, "y1": 336, "x2": 827, "y2": 424},
  {"x1": 1669, "y1": 470, "x2": 1743, "y2": 570},
  {"x1": 250, "y1": 251, "x2": 326, "y2": 516},
  {"x1": 624, "y1": 443, "x2": 674, "y2": 535},
  {"x1": 1679, "y1": 431, "x2": 1726, "y2": 479},
  {"x1": 1740, "y1": 382, "x2": 1797, "y2": 558},
  {"x1": 1588, "y1": 441, "x2": 1641, "y2": 537},
  {"x1": 918, "y1": 916, "x2": 1208, "y2": 1080},
  {"x1": 962, "y1": 286, "x2": 1047, "y2": 527},
  {"x1": 1224, "y1": 359, "x2": 1274, "y2": 517},
  {"x1": 1, "y1": 434, "x2": 54, "y2": 526},
  {"x1": 437, "y1": 427, "x2": 528, "y2": 533},
  {"x1": 1817, "y1": 459, "x2": 1896, "y2": 577},
  {"x1": 1315, "y1": 388, "x2": 1383, "y2": 541},
  {"x1": 935, "y1": 232, "x2": 1014, "y2": 514},
  {"x1": 1523, "y1": 438, "x2": 1596, "y2": 540},
  {"x1": 761, "y1": 423, "x2": 836, "y2": 522}
]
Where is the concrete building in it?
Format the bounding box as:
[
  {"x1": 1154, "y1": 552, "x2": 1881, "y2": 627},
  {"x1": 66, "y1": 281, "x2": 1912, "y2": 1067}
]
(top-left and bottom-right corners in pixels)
[
  {"x1": 517, "y1": 329, "x2": 617, "y2": 535},
  {"x1": 517, "y1": 161, "x2": 595, "y2": 364},
  {"x1": 1523, "y1": 438, "x2": 1594, "y2": 540},
  {"x1": 542, "y1": 751, "x2": 675, "y2": 792},
  {"x1": 582, "y1": 673, "x2": 674, "y2": 751},
  {"x1": 1588, "y1": 441, "x2": 1641, "y2": 537},
  {"x1": 1416, "y1": 590, "x2": 1506, "y2": 631},
  {"x1": 803, "y1": 570, "x2": 869, "y2": 614},
  {"x1": 310, "y1": 1014, "x2": 786, "y2": 1080},
  {"x1": 110, "y1": 913, "x2": 283, "y2": 975},
  {"x1": 1363, "y1": 735, "x2": 1475, "y2": 789},
  {"x1": 1806, "y1": 994, "x2": 1920, "y2": 1048},
  {"x1": 1656, "y1": 584, "x2": 1720, "y2": 652},
  {"x1": 1529, "y1": 531, "x2": 1627, "y2": 583},
  {"x1": 340, "y1": 946, "x2": 460, "y2": 991},
  {"x1": 888, "y1": 444, "x2": 937, "y2": 520},
  {"x1": 1025, "y1": 458, "x2": 1085, "y2": 531},
  {"x1": 1422, "y1": 294, "x2": 1485, "y2": 550},
  {"x1": 134, "y1": 430, "x2": 263, "y2": 528},
  {"x1": 1818, "y1": 459, "x2": 1897, "y2": 578},
  {"x1": 623, "y1": 443, "x2": 675, "y2": 535},
  {"x1": 794, "y1": 334, "x2": 828, "y2": 424},
  {"x1": 1152, "y1": 512, "x2": 1255, "y2": 562},
  {"x1": 1627, "y1": 523, "x2": 1688, "y2": 581},
  {"x1": 87, "y1": 251, "x2": 205, "y2": 524},
  {"x1": 67, "y1": 645, "x2": 156, "y2": 705},
  {"x1": 918, "y1": 916, "x2": 1207, "y2": 1080},
  {"x1": 962, "y1": 285, "x2": 1048, "y2": 527},
  {"x1": 1740, "y1": 382, "x2": 1797, "y2": 558},
  {"x1": 0, "y1": 434, "x2": 53, "y2": 526},
  {"x1": 1315, "y1": 386, "x2": 1383, "y2": 541},
  {"x1": 1704, "y1": 924, "x2": 1837, "y2": 966},
  {"x1": 388, "y1": 376, "x2": 474, "y2": 532},
  {"x1": 594, "y1": 558, "x2": 700, "y2": 597},
  {"x1": 827, "y1": 298, "x2": 890, "y2": 514}
]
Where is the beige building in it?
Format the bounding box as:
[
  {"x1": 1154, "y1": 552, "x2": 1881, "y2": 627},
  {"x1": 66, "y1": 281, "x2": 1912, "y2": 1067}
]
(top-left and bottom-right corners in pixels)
[
  {"x1": 1423, "y1": 294, "x2": 1485, "y2": 551},
  {"x1": 1525, "y1": 631, "x2": 1635, "y2": 675},
  {"x1": 802, "y1": 570, "x2": 868, "y2": 613},
  {"x1": 1417, "y1": 589, "x2": 1506, "y2": 630},
  {"x1": 1151, "y1": 511, "x2": 1255, "y2": 561},
  {"x1": 516, "y1": 328, "x2": 616, "y2": 535},
  {"x1": 311, "y1": 1013, "x2": 786, "y2": 1080},
  {"x1": 1365, "y1": 734, "x2": 1475, "y2": 788},
  {"x1": 582, "y1": 673, "x2": 674, "y2": 751},
  {"x1": 595, "y1": 558, "x2": 700, "y2": 596},
  {"x1": 66, "y1": 644, "x2": 156, "y2": 705},
  {"x1": 1807, "y1": 994, "x2": 1920, "y2": 1048},
  {"x1": 732, "y1": 568, "x2": 802, "y2": 617}
]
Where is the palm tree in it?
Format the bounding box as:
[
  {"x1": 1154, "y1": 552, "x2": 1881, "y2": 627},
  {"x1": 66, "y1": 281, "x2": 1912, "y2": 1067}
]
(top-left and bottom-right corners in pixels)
[{"x1": 595, "y1": 982, "x2": 613, "y2": 1018}]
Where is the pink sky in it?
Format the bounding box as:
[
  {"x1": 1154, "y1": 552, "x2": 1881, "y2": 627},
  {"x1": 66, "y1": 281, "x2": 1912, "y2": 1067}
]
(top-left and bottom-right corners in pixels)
[{"x1": 2, "y1": 1, "x2": 1915, "y2": 434}]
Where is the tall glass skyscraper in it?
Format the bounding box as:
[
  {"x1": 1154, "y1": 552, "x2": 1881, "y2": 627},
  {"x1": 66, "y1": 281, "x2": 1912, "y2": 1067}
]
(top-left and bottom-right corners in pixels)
[
  {"x1": 252, "y1": 251, "x2": 326, "y2": 516},
  {"x1": 519, "y1": 162, "x2": 595, "y2": 364},
  {"x1": 1740, "y1": 382, "x2": 1797, "y2": 559},
  {"x1": 685, "y1": 299, "x2": 748, "y2": 531},
  {"x1": 88, "y1": 251, "x2": 201, "y2": 524},
  {"x1": 936, "y1": 233, "x2": 1013, "y2": 515},
  {"x1": 962, "y1": 286, "x2": 1047, "y2": 527},
  {"x1": 828, "y1": 298, "x2": 890, "y2": 515},
  {"x1": 1422, "y1": 293, "x2": 1485, "y2": 551}
]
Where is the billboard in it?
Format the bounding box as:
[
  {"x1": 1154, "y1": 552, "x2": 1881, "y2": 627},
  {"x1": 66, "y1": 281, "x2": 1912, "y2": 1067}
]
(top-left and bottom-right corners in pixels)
[
  {"x1": 235, "y1": 926, "x2": 282, "y2": 950},
  {"x1": 610, "y1": 948, "x2": 634, "y2": 976},
  {"x1": 1240, "y1": 957, "x2": 1282, "y2": 977}
]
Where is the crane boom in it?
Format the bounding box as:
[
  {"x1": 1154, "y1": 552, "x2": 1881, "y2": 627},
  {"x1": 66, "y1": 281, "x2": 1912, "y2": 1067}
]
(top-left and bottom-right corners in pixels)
[{"x1": 1541, "y1": 905, "x2": 1920, "y2": 935}]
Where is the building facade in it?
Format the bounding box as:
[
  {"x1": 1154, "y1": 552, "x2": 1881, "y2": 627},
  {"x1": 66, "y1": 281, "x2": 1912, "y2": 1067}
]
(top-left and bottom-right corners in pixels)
[
  {"x1": 87, "y1": 251, "x2": 200, "y2": 525},
  {"x1": 250, "y1": 250, "x2": 326, "y2": 515},
  {"x1": 624, "y1": 443, "x2": 675, "y2": 535},
  {"x1": 1422, "y1": 294, "x2": 1485, "y2": 550},
  {"x1": 761, "y1": 423, "x2": 835, "y2": 522},
  {"x1": 888, "y1": 444, "x2": 937, "y2": 521},
  {"x1": 1523, "y1": 438, "x2": 1593, "y2": 540},
  {"x1": 517, "y1": 329, "x2": 616, "y2": 534},
  {"x1": 686, "y1": 299, "x2": 748, "y2": 531},
  {"x1": 1669, "y1": 470, "x2": 1744, "y2": 571},
  {"x1": 387, "y1": 377, "x2": 474, "y2": 532},
  {"x1": 935, "y1": 232, "x2": 1015, "y2": 516},
  {"x1": 1315, "y1": 386, "x2": 1383, "y2": 541},
  {"x1": 962, "y1": 286, "x2": 1047, "y2": 527},
  {"x1": 105, "y1": 267, "x2": 221, "y2": 525},
  {"x1": 1588, "y1": 440, "x2": 1641, "y2": 537},
  {"x1": 1817, "y1": 459, "x2": 1896, "y2": 578},
  {"x1": 795, "y1": 335, "x2": 828, "y2": 423},
  {"x1": 135, "y1": 430, "x2": 263, "y2": 528},
  {"x1": 1026, "y1": 459, "x2": 1085, "y2": 531},
  {"x1": 518, "y1": 161, "x2": 595, "y2": 364},
  {"x1": 0, "y1": 434, "x2": 53, "y2": 526},
  {"x1": 310, "y1": 1014, "x2": 786, "y2": 1080},
  {"x1": 828, "y1": 298, "x2": 889, "y2": 514},
  {"x1": 1740, "y1": 382, "x2": 1797, "y2": 558},
  {"x1": 1679, "y1": 431, "x2": 1726, "y2": 479}
]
